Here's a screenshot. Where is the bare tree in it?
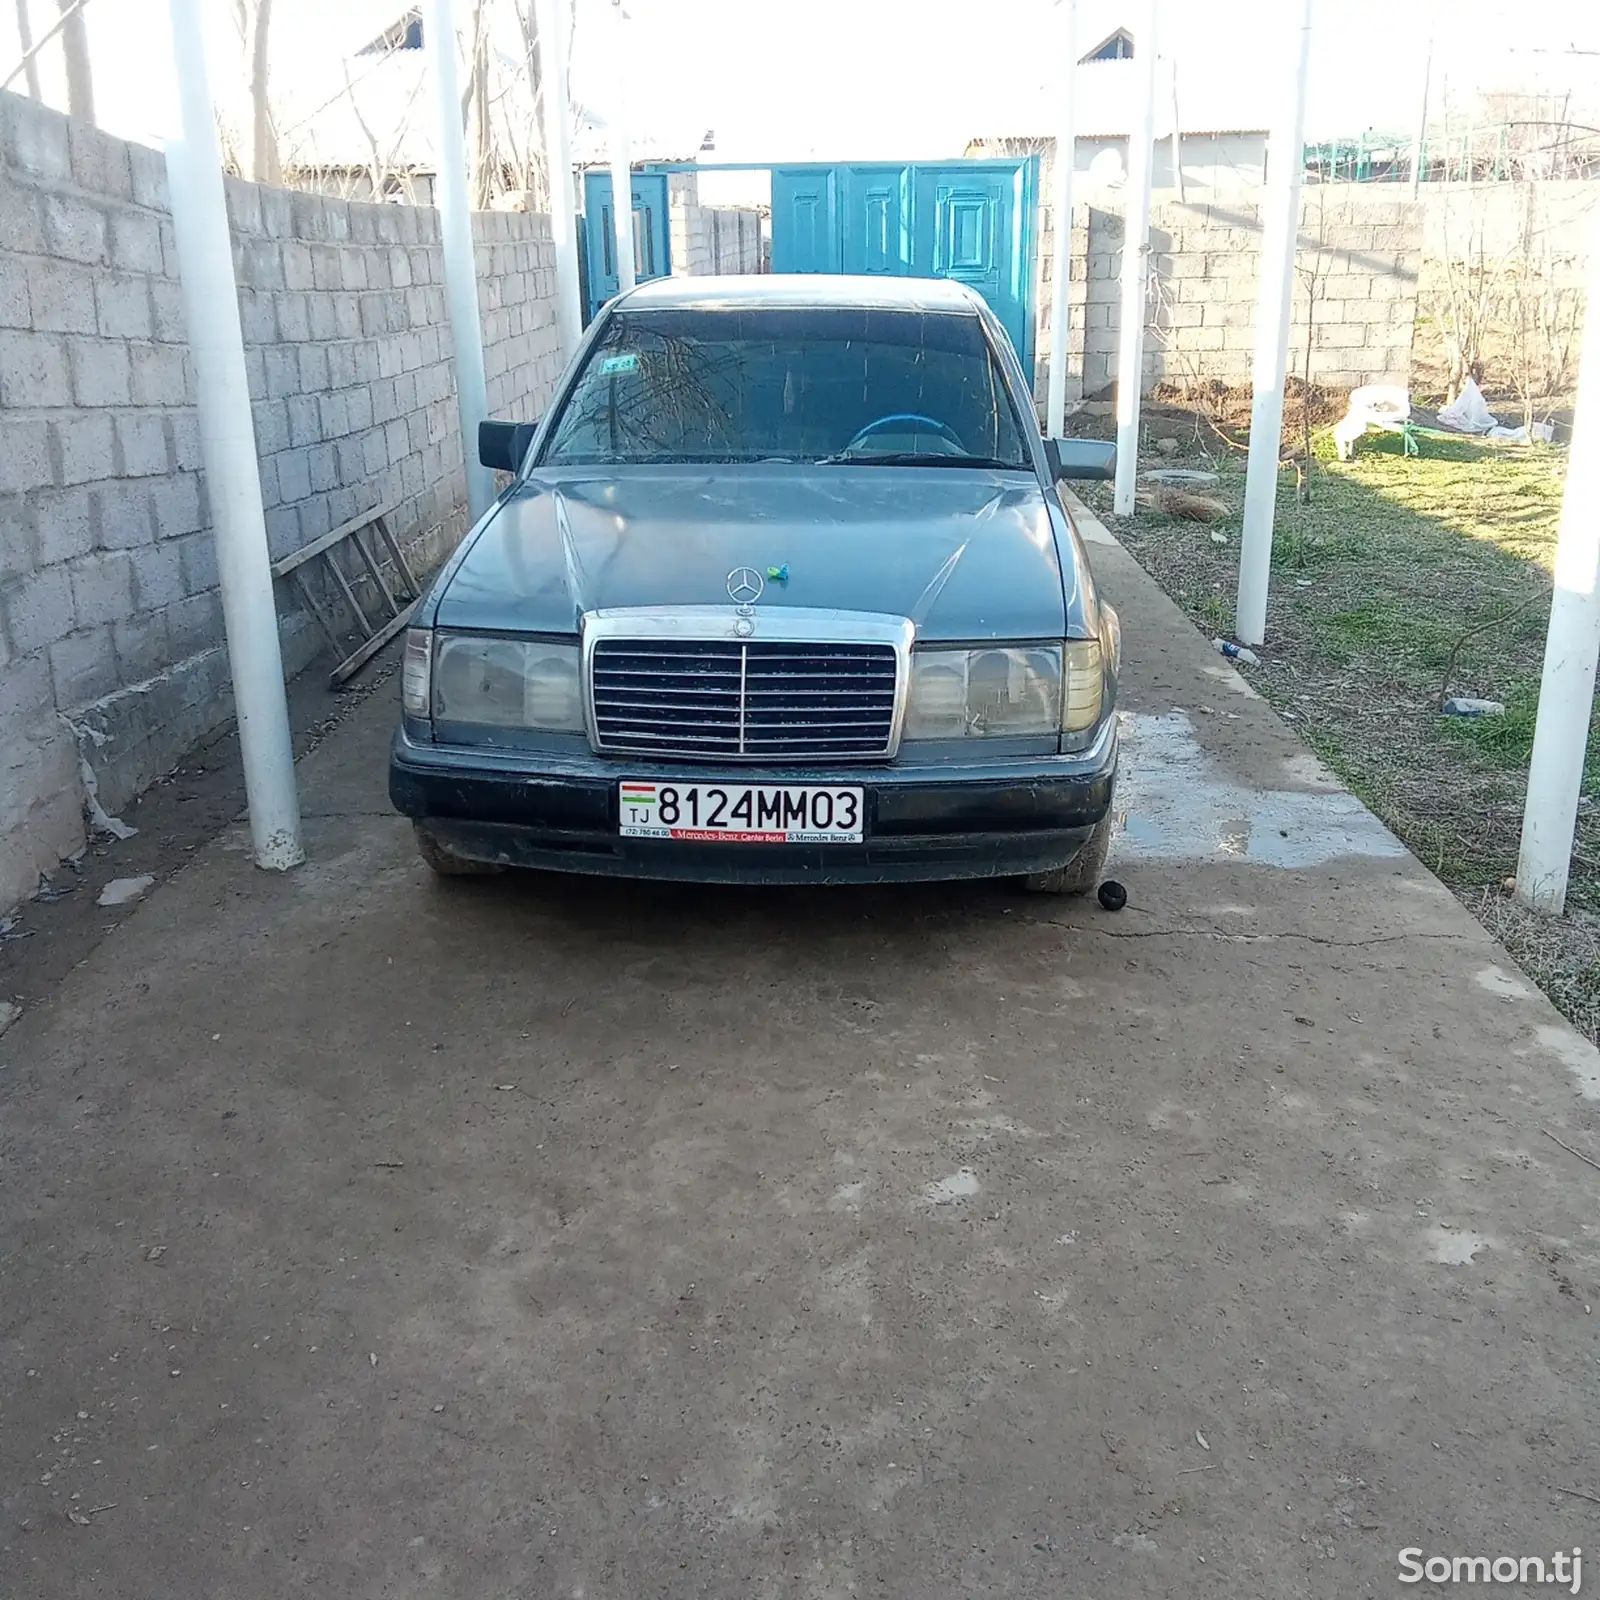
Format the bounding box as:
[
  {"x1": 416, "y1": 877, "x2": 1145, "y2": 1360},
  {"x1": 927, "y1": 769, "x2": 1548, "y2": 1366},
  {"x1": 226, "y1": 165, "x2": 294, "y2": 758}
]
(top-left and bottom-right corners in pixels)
[
  {"x1": 13, "y1": 0, "x2": 40, "y2": 98},
  {"x1": 232, "y1": 0, "x2": 281, "y2": 185},
  {"x1": 55, "y1": 0, "x2": 92, "y2": 122},
  {"x1": 1291, "y1": 188, "x2": 1336, "y2": 505},
  {"x1": 1503, "y1": 182, "x2": 1584, "y2": 433}
]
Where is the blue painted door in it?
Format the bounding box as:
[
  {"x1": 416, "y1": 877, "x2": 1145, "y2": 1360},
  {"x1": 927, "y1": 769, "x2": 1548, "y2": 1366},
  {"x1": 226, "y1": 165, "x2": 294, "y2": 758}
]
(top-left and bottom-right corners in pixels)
[
  {"x1": 770, "y1": 167, "x2": 839, "y2": 273},
  {"x1": 769, "y1": 160, "x2": 1037, "y2": 377},
  {"x1": 912, "y1": 164, "x2": 1033, "y2": 373},
  {"x1": 582, "y1": 171, "x2": 670, "y2": 319}
]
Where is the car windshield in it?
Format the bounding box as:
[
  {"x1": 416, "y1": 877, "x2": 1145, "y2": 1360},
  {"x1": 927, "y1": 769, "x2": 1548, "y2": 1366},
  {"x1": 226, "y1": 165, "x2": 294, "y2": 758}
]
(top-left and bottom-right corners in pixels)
[{"x1": 538, "y1": 305, "x2": 1033, "y2": 469}]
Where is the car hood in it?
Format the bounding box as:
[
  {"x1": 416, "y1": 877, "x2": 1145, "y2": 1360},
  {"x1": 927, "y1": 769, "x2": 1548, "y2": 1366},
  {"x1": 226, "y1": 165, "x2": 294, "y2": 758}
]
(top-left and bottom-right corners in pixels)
[{"x1": 431, "y1": 465, "x2": 1077, "y2": 641}]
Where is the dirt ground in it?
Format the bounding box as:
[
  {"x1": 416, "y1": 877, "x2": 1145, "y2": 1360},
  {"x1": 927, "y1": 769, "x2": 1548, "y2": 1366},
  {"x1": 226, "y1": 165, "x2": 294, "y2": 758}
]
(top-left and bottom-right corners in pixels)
[{"x1": 2, "y1": 534, "x2": 1598, "y2": 1599}]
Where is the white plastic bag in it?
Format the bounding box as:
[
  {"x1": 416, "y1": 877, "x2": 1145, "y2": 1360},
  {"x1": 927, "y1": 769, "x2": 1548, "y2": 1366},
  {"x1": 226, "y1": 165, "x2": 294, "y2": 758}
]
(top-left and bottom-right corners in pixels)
[{"x1": 1437, "y1": 377, "x2": 1498, "y2": 435}]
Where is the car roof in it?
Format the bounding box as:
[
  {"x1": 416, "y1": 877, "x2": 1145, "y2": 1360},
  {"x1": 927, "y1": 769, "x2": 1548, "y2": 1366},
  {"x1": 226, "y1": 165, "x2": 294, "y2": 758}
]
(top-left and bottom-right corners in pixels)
[{"x1": 616, "y1": 274, "x2": 986, "y2": 315}]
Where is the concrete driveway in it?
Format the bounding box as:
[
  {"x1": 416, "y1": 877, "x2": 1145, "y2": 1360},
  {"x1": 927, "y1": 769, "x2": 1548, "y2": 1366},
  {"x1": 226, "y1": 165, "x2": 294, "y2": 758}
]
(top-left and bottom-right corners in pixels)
[{"x1": 3, "y1": 532, "x2": 1598, "y2": 1599}]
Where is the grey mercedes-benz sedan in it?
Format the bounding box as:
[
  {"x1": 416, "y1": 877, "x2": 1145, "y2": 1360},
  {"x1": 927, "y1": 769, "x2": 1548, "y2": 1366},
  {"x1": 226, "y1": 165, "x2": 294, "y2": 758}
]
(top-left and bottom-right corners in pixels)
[{"x1": 389, "y1": 274, "x2": 1121, "y2": 892}]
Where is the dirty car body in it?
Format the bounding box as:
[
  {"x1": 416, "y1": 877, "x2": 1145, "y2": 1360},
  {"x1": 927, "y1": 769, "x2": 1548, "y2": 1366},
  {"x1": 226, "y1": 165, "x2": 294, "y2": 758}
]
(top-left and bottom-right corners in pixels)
[{"x1": 389, "y1": 275, "x2": 1120, "y2": 887}]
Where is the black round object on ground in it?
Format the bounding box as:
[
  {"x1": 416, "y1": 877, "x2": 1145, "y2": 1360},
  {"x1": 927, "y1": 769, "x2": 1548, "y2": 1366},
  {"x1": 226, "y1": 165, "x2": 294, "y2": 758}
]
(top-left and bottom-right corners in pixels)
[{"x1": 1097, "y1": 879, "x2": 1128, "y2": 912}]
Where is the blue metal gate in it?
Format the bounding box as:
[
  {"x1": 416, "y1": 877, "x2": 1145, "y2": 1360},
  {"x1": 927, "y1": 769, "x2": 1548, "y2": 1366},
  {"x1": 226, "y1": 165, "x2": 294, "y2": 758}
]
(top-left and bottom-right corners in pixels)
[
  {"x1": 581, "y1": 170, "x2": 671, "y2": 320},
  {"x1": 770, "y1": 159, "x2": 1038, "y2": 375}
]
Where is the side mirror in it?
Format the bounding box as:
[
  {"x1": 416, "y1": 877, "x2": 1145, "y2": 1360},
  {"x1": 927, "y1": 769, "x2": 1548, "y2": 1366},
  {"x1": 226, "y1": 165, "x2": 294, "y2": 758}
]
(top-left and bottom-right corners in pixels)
[
  {"x1": 1043, "y1": 438, "x2": 1116, "y2": 482},
  {"x1": 479, "y1": 419, "x2": 539, "y2": 474}
]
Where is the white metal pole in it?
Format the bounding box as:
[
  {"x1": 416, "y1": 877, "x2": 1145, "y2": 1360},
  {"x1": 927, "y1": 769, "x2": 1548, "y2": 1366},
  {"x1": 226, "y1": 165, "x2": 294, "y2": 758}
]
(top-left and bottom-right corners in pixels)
[
  {"x1": 1233, "y1": 0, "x2": 1312, "y2": 648},
  {"x1": 1111, "y1": 0, "x2": 1158, "y2": 517},
  {"x1": 536, "y1": 0, "x2": 583, "y2": 355},
  {"x1": 607, "y1": 0, "x2": 636, "y2": 295},
  {"x1": 1514, "y1": 245, "x2": 1600, "y2": 915},
  {"x1": 1045, "y1": 0, "x2": 1078, "y2": 438},
  {"x1": 163, "y1": 0, "x2": 302, "y2": 872},
  {"x1": 424, "y1": 0, "x2": 495, "y2": 523}
]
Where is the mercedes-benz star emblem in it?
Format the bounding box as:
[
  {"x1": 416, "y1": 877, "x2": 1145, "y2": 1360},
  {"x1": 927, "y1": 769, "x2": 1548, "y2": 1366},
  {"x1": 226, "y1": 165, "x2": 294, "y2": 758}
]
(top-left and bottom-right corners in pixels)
[{"x1": 726, "y1": 567, "x2": 764, "y2": 605}]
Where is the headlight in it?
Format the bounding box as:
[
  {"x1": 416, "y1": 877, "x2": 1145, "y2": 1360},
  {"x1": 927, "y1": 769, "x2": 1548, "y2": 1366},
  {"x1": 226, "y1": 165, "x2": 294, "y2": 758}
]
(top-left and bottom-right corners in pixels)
[
  {"x1": 904, "y1": 646, "x2": 1062, "y2": 739},
  {"x1": 431, "y1": 634, "x2": 583, "y2": 730},
  {"x1": 1062, "y1": 638, "x2": 1104, "y2": 733}
]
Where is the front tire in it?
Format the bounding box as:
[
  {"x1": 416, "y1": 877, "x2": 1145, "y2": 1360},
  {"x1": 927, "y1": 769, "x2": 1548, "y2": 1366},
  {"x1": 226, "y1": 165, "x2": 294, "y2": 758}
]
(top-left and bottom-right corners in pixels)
[
  {"x1": 414, "y1": 824, "x2": 505, "y2": 877},
  {"x1": 1023, "y1": 808, "x2": 1114, "y2": 896}
]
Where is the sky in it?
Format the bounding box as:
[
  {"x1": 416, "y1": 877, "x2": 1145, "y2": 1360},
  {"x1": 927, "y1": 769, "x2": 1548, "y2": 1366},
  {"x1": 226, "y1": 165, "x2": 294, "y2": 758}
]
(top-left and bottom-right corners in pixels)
[{"x1": 2, "y1": 0, "x2": 1596, "y2": 163}]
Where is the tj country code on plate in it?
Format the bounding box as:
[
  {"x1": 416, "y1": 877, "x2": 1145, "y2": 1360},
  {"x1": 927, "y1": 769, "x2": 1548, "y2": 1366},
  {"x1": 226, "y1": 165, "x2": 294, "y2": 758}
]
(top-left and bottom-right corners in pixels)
[{"x1": 618, "y1": 782, "x2": 864, "y2": 844}]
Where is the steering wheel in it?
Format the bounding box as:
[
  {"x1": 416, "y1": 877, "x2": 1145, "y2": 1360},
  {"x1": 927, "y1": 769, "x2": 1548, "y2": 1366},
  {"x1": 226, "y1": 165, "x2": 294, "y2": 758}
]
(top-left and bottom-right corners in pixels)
[{"x1": 841, "y1": 413, "x2": 966, "y2": 455}]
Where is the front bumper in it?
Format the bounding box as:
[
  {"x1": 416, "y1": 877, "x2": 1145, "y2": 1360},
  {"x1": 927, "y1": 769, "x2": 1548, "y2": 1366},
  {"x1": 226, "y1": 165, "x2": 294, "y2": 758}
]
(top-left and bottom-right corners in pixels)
[{"x1": 389, "y1": 720, "x2": 1118, "y2": 885}]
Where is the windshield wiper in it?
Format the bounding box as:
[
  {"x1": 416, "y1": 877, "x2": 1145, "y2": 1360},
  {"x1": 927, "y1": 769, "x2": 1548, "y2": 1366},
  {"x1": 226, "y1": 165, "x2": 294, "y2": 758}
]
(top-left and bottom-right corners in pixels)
[{"x1": 815, "y1": 451, "x2": 1029, "y2": 470}]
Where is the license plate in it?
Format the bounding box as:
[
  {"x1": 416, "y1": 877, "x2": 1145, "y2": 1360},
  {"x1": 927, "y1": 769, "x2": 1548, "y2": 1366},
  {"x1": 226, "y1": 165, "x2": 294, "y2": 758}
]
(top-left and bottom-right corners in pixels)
[{"x1": 618, "y1": 781, "x2": 864, "y2": 844}]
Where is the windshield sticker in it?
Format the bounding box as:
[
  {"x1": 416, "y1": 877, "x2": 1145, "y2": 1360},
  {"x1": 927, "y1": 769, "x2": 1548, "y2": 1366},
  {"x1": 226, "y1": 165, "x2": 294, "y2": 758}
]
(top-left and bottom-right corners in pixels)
[{"x1": 599, "y1": 352, "x2": 639, "y2": 375}]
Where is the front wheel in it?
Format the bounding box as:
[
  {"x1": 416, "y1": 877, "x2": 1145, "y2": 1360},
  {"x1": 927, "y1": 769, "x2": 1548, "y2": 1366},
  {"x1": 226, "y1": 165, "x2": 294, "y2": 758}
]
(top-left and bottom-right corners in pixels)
[
  {"x1": 414, "y1": 824, "x2": 504, "y2": 877},
  {"x1": 1023, "y1": 809, "x2": 1114, "y2": 896}
]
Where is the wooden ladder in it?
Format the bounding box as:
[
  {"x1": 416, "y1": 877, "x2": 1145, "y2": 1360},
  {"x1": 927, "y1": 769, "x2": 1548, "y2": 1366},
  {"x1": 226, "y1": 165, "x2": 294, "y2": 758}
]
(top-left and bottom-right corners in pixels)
[{"x1": 271, "y1": 497, "x2": 422, "y2": 688}]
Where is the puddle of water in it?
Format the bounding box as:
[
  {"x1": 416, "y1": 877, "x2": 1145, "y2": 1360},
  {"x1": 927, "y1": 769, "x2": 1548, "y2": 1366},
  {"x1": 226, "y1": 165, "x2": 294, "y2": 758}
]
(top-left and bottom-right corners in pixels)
[
  {"x1": 923, "y1": 1169, "x2": 980, "y2": 1205},
  {"x1": 1112, "y1": 711, "x2": 1407, "y2": 869}
]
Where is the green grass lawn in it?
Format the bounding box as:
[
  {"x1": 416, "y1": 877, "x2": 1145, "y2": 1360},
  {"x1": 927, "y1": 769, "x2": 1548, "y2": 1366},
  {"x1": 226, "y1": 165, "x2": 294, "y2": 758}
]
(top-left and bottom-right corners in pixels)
[{"x1": 1090, "y1": 429, "x2": 1600, "y2": 1038}]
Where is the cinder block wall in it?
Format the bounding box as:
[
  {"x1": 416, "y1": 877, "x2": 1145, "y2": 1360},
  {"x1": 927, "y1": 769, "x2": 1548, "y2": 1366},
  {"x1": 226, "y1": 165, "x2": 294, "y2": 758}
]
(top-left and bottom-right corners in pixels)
[
  {"x1": 0, "y1": 90, "x2": 563, "y2": 912},
  {"x1": 667, "y1": 174, "x2": 763, "y2": 278},
  {"x1": 1036, "y1": 190, "x2": 1422, "y2": 408}
]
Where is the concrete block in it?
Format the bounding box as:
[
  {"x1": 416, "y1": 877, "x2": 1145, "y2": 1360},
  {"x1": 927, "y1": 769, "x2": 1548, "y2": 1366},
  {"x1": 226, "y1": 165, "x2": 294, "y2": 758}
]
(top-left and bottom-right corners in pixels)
[
  {"x1": 0, "y1": 180, "x2": 45, "y2": 263},
  {"x1": 284, "y1": 393, "x2": 320, "y2": 448},
  {"x1": 112, "y1": 608, "x2": 171, "y2": 683},
  {"x1": 174, "y1": 527, "x2": 219, "y2": 594},
  {"x1": 95, "y1": 273, "x2": 154, "y2": 339},
  {"x1": 282, "y1": 241, "x2": 315, "y2": 291},
  {"x1": 276, "y1": 447, "x2": 312, "y2": 504},
  {"x1": 168, "y1": 412, "x2": 201, "y2": 471},
  {"x1": 0, "y1": 329, "x2": 71, "y2": 407},
  {"x1": 238, "y1": 238, "x2": 283, "y2": 290},
  {"x1": 128, "y1": 342, "x2": 187, "y2": 406},
  {"x1": 298, "y1": 344, "x2": 329, "y2": 393},
  {"x1": 68, "y1": 549, "x2": 135, "y2": 626},
  {"x1": 97, "y1": 482, "x2": 155, "y2": 550},
  {"x1": 165, "y1": 591, "x2": 223, "y2": 657},
  {"x1": 49, "y1": 624, "x2": 119, "y2": 708},
  {"x1": 251, "y1": 399, "x2": 290, "y2": 455},
  {"x1": 2, "y1": 561, "x2": 74, "y2": 655},
  {"x1": 0, "y1": 254, "x2": 27, "y2": 330},
  {"x1": 3, "y1": 94, "x2": 70, "y2": 180},
  {"x1": 0, "y1": 496, "x2": 36, "y2": 583},
  {"x1": 238, "y1": 289, "x2": 277, "y2": 344},
  {"x1": 68, "y1": 337, "x2": 133, "y2": 407},
  {"x1": 31, "y1": 483, "x2": 92, "y2": 566},
  {"x1": 263, "y1": 504, "x2": 299, "y2": 561},
  {"x1": 26, "y1": 258, "x2": 97, "y2": 334},
  {"x1": 0, "y1": 416, "x2": 53, "y2": 495},
  {"x1": 1367, "y1": 273, "x2": 1408, "y2": 301},
  {"x1": 275, "y1": 292, "x2": 310, "y2": 342},
  {"x1": 149, "y1": 279, "x2": 186, "y2": 343},
  {"x1": 54, "y1": 412, "x2": 113, "y2": 486},
  {"x1": 132, "y1": 538, "x2": 184, "y2": 609},
  {"x1": 306, "y1": 294, "x2": 337, "y2": 341},
  {"x1": 384, "y1": 417, "x2": 409, "y2": 466},
  {"x1": 150, "y1": 473, "x2": 203, "y2": 540},
  {"x1": 308, "y1": 443, "x2": 338, "y2": 493},
  {"x1": 263, "y1": 345, "x2": 300, "y2": 399},
  {"x1": 115, "y1": 412, "x2": 169, "y2": 477},
  {"x1": 43, "y1": 193, "x2": 108, "y2": 266},
  {"x1": 334, "y1": 293, "x2": 362, "y2": 339},
  {"x1": 128, "y1": 143, "x2": 168, "y2": 210},
  {"x1": 69, "y1": 121, "x2": 132, "y2": 199}
]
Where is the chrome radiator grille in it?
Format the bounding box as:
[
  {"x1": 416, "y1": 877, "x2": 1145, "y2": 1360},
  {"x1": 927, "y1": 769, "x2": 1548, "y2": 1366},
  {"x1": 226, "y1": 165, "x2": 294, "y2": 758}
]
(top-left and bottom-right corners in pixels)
[{"x1": 590, "y1": 638, "x2": 899, "y2": 761}]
